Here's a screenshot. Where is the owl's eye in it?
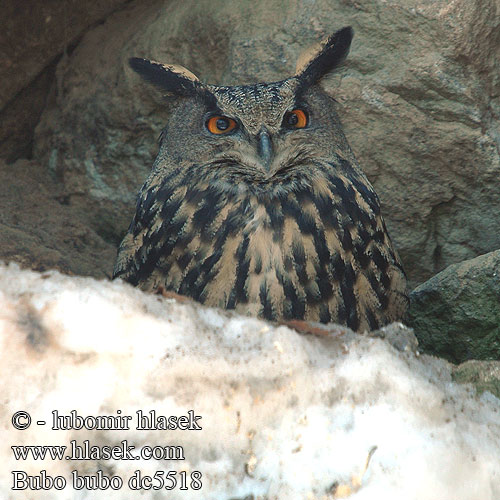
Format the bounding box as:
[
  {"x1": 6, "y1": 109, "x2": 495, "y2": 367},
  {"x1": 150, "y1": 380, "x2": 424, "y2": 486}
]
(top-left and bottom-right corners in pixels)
[
  {"x1": 206, "y1": 115, "x2": 237, "y2": 135},
  {"x1": 283, "y1": 109, "x2": 308, "y2": 129}
]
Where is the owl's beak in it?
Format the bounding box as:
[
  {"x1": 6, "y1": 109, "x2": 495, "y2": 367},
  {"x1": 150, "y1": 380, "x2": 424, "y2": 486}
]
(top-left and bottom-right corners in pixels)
[{"x1": 257, "y1": 127, "x2": 273, "y2": 172}]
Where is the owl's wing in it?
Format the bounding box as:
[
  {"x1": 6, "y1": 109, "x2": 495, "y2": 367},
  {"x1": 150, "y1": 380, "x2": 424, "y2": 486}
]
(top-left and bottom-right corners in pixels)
[{"x1": 113, "y1": 178, "x2": 178, "y2": 286}]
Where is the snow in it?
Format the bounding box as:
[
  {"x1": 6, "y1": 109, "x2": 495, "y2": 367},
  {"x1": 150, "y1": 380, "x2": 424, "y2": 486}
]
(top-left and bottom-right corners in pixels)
[{"x1": 0, "y1": 262, "x2": 498, "y2": 499}]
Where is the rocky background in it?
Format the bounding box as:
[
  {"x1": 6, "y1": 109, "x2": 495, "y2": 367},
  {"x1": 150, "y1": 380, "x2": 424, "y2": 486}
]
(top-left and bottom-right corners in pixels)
[{"x1": 1, "y1": 0, "x2": 499, "y2": 361}]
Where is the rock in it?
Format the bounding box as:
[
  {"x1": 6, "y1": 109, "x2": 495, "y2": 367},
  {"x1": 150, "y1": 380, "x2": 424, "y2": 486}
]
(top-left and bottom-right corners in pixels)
[
  {"x1": 408, "y1": 250, "x2": 500, "y2": 363},
  {"x1": 0, "y1": 0, "x2": 131, "y2": 109},
  {"x1": 29, "y1": 0, "x2": 500, "y2": 286},
  {"x1": 1, "y1": 262, "x2": 499, "y2": 499},
  {"x1": 0, "y1": 61, "x2": 57, "y2": 163},
  {"x1": 0, "y1": 0, "x2": 131, "y2": 161},
  {"x1": 0, "y1": 159, "x2": 116, "y2": 278},
  {"x1": 369, "y1": 322, "x2": 420, "y2": 355},
  {"x1": 453, "y1": 360, "x2": 500, "y2": 399}
]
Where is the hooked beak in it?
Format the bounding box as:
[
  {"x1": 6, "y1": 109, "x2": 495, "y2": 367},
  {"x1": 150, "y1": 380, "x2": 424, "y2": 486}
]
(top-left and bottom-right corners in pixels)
[{"x1": 257, "y1": 127, "x2": 273, "y2": 172}]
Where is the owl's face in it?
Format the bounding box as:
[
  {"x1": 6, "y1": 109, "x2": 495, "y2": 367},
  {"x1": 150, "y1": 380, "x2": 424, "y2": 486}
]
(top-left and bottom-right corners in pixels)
[
  {"x1": 130, "y1": 27, "x2": 359, "y2": 199},
  {"x1": 160, "y1": 79, "x2": 355, "y2": 197}
]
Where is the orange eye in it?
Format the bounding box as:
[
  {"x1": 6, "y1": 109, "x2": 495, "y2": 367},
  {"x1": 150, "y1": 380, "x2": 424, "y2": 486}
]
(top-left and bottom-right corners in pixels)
[
  {"x1": 284, "y1": 109, "x2": 308, "y2": 129},
  {"x1": 206, "y1": 115, "x2": 237, "y2": 135}
]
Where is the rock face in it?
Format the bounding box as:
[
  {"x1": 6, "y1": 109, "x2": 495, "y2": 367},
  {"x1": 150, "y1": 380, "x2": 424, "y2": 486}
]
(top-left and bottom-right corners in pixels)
[
  {"x1": 1, "y1": 263, "x2": 500, "y2": 499},
  {"x1": 0, "y1": 159, "x2": 116, "y2": 278},
  {"x1": 27, "y1": 0, "x2": 500, "y2": 286},
  {"x1": 0, "y1": 0, "x2": 131, "y2": 162},
  {"x1": 409, "y1": 250, "x2": 500, "y2": 363}
]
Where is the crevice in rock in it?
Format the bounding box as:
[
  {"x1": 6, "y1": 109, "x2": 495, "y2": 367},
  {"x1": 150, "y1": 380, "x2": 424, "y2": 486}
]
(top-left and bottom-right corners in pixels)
[
  {"x1": 426, "y1": 195, "x2": 458, "y2": 275},
  {"x1": 0, "y1": 0, "x2": 137, "y2": 164},
  {"x1": 0, "y1": 58, "x2": 59, "y2": 163}
]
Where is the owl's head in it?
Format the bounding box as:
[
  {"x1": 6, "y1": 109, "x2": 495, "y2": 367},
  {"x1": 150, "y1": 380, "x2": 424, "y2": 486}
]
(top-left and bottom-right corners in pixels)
[{"x1": 130, "y1": 27, "x2": 355, "y2": 195}]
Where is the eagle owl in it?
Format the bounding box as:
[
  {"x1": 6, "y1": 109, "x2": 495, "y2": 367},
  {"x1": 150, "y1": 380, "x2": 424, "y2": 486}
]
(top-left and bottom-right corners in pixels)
[{"x1": 114, "y1": 27, "x2": 408, "y2": 331}]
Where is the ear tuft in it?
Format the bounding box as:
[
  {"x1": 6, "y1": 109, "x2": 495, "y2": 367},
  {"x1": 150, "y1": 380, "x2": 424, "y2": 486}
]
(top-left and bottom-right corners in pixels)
[
  {"x1": 129, "y1": 58, "x2": 200, "y2": 96},
  {"x1": 295, "y1": 27, "x2": 353, "y2": 88}
]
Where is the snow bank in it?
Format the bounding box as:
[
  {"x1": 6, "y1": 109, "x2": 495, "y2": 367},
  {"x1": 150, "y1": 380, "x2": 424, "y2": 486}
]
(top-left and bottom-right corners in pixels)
[{"x1": 0, "y1": 263, "x2": 498, "y2": 499}]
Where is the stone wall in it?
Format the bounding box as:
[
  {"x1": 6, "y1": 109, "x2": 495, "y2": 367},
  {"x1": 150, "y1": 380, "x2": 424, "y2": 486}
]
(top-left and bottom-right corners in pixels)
[{"x1": 1, "y1": 0, "x2": 499, "y2": 287}]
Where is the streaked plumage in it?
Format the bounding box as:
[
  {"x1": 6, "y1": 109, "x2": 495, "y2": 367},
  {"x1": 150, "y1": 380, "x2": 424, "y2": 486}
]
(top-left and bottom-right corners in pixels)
[{"x1": 114, "y1": 28, "x2": 408, "y2": 331}]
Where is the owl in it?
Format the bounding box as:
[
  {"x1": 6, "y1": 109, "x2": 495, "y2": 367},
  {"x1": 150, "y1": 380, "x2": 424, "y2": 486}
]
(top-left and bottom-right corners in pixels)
[{"x1": 113, "y1": 27, "x2": 408, "y2": 331}]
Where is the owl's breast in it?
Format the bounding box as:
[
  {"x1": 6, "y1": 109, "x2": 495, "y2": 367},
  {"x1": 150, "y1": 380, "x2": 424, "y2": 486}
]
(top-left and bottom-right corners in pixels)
[{"x1": 117, "y1": 176, "x2": 407, "y2": 331}]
